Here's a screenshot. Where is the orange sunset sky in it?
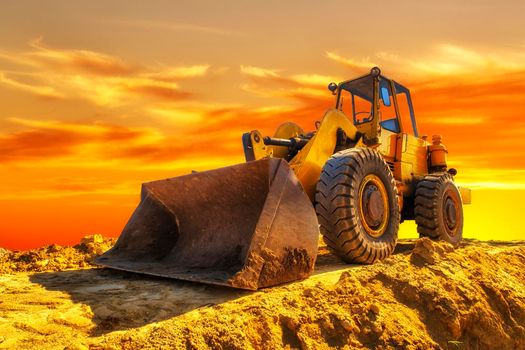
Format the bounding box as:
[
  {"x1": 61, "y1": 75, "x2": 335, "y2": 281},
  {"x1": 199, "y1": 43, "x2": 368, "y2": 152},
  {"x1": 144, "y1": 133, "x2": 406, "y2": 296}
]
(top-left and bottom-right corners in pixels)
[{"x1": 1, "y1": 1, "x2": 525, "y2": 249}]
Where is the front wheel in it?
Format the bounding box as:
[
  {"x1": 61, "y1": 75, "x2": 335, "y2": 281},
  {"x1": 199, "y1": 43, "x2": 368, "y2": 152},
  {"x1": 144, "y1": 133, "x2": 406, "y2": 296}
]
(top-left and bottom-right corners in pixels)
[{"x1": 314, "y1": 148, "x2": 400, "y2": 264}]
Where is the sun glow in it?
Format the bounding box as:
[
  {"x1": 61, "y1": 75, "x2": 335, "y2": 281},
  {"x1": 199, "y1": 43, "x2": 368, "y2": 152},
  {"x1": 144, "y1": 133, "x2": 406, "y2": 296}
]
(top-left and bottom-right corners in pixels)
[{"x1": 0, "y1": 2, "x2": 524, "y2": 249}]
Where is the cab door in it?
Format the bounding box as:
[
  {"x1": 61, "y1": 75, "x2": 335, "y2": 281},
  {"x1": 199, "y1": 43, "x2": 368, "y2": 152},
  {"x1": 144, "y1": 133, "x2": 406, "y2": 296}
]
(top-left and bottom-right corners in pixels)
[{"x1": 391, "y1": 82, "x2": 428, "y2": 190}]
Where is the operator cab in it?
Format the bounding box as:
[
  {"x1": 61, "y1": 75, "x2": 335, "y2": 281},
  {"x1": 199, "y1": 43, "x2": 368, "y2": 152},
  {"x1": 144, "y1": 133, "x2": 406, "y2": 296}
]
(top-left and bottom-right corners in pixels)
[{"x1": 331, "y1": 67, "x2": 418, "y2": 137}]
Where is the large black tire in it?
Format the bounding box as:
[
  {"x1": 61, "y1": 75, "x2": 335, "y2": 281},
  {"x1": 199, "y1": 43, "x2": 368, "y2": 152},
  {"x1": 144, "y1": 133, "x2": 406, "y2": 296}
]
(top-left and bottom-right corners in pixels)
[
  {"x1": 315, "y1": 148, "x2": 400, "y2": 264},
  {"x1": 414, "y1": 173, "x2": 463, "y2": 246}
]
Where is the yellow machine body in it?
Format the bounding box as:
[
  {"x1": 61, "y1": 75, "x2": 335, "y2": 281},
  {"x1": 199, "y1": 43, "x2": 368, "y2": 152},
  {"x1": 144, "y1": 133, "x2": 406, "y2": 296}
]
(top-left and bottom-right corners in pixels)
[
  {"x1": 248, "y1": 109, "x2": 359, "y2": 200},
  {"x1": 245, "y1": 111, "x2": 469, "y2": 207}
]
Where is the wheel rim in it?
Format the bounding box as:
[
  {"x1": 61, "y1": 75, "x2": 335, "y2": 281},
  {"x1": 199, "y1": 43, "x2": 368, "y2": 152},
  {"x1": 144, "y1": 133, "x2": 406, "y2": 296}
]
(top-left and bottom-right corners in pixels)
[
  {"x1": 358, "y1": 174, "x2": 389, "y2": 238},
  {"x1": 443, "y1": 188, "x2": 461, "y2": 237}
]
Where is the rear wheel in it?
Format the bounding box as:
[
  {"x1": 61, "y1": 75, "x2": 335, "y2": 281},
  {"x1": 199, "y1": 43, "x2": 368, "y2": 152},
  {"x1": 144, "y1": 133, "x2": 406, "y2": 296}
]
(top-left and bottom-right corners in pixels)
[
  {"x1": 414, "y1": 173, "x2": 463, "y2": 246},
  {"x1": 315, "y1": 148, "x2": 400, "y2": 264}
]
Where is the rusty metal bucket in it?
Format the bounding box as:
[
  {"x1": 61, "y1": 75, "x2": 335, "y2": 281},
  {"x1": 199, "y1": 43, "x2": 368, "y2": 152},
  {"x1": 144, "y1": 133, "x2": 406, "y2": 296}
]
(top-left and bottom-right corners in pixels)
[{"x1": 95, "y1": 158, "x2": 319, "y2": 290}]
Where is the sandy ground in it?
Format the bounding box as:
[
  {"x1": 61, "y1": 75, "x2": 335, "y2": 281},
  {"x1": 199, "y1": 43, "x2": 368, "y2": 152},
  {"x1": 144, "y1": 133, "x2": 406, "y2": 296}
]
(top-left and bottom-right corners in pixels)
[{"x1": 1, "y1": 236, "x2": 525, "y2": 349}]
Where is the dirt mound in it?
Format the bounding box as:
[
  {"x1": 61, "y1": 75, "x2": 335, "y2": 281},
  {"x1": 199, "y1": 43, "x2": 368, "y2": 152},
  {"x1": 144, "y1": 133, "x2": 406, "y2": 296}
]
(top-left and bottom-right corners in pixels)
[
  {"x1": 1, "y1": 237, "x2": 525, "y2": 349},
  {"x1": 0, "y1": 235, "x2": 115, "y2": 274}
]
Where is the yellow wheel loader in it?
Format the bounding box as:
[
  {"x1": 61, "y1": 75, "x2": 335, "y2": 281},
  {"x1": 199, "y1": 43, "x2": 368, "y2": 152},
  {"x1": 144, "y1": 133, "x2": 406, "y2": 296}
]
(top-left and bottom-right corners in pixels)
[{"x1": 96, "y1": 67, "x2": 471, "y2": 290}]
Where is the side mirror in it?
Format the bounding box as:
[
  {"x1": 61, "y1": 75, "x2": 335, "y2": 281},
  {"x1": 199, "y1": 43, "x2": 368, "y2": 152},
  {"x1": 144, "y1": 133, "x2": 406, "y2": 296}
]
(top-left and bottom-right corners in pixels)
[
  {"x1": 328, "y1": 82, "x2": 338, "y2": 95},
  {"x1": 380, "y1": 86, "x2": 391, "y2": 106}
]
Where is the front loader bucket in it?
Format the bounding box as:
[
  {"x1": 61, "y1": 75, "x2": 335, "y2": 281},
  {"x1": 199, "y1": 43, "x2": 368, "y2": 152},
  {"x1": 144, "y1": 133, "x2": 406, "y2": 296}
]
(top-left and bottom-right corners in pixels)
[{"x1": 95, "y1": 158, "x2": 320, "y2": 290}]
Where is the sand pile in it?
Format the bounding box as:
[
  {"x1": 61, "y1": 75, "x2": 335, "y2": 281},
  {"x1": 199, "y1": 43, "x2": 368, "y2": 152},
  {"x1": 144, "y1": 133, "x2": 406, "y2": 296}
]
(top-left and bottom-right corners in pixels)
[
  {"x1": 1, "y1": 237, "x2": 524, "y2": 349},
  {"x1": 0, "y1": 235, "x2": 115, "y2": 274}
]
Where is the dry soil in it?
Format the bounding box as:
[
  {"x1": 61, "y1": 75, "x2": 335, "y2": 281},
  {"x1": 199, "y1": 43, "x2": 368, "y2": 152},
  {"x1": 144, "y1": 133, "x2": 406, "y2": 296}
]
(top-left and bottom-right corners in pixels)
[{"x1": 1, "y1": 235, "x2": 524, "y2": 349}]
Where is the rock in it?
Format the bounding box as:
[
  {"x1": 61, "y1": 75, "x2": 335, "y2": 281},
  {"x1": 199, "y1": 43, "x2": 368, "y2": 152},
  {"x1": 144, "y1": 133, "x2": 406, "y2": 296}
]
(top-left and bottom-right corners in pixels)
[
  {"x1": 281, "y1": 315, "x2": 299, "y2": 332},
  {"x1": 92, "y1": 305, "x2": 114, "y2": 319},
  {"x1": 340, "y1": 319, "x2": 359, "y2": 333},
  {"x1": 411, "y1": 237, "x2": 453, "y2": 265},
  {"x1": 371, "y1": 322, "x2": 383, "y2": 334},
  {"x1": 369, "y1": 304, "x2": 380, "y2": 315},
  {"x1": 351, "y1": 295, "x2": 364, "y2": 304},
  {"x1": 302, "y1": 288, "x2": 314, "y2": 297},
  {"x1": 0, "y1": 248, "x2": 10, "y2": 259},
  {"x1": 47, "y1": 244, "x2": 62, "y2": 253},
  {"x1": 81, "y1": 234, "x2": 104, "y2": 245},
  {"x1": 34, "y1": 259, "x2": 49, "y2": 268},
  {"x1": 54, "y1": 257, "x2": 67, "y2": 265}
]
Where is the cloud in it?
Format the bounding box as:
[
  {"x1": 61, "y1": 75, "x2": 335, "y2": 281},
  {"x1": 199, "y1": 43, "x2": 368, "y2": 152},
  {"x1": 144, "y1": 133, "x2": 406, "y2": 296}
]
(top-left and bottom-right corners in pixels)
[
  {"x1": 240, "y1": 65, "x2": 280, "y2": 78},
  {"x1": 55, "y1": 75, "x2": 194, "y2": 106},
  {"x1": 188, "y1": 99, "x2": 328, "y2": 139},
  {"x1": 0, "y1": 72, "x2": 63, "y2": 99},
  {"x1": 28, "y1": 38, "x2": 138, "y2": 76},
  {"x1": 121, "y1": 78, "x2": 191, "y2": 100},
  {"x1": 0, "y1": 177, "x2": 137, "y2": 199},
  {"x1": 142, "y1": 65, "x2": 210, "y2": 81},
  {"x1": 101, "y1": 19, "x2": 243, "y2": 37},
  {"x1": 147, "y1": 106, "x2": 206, "y2": 126},
  {"x1": 408, "y1": 45, "x2": 525, "y2": 78},
  {"x1": 9, "y1": 118, "x2": 162, "y2": 142},
  {"x1": 325, "y1": 51, "x2": 377, "y2": 72},
  {"x1": 0, "y1": 51, "x2": 38, "y2": 68},
  {"x1": 327, "y1": 44, "x2": 525, "y2": 82},
  {"x1": 0, "y1": 118, "x2": 163, "y2": 163},
  {"x1": 239, "y1": 64, "x2": 337, "y2": 102},
  {"x1": 0, "y1": 112, "x2": 250, "y2": 172},
  {"x1": 290, "y1": 73, "x2": 339, "y2": 87},
  {"x1": 0, "y1": 39, "x2": 209, "y2": 105},
  {"x1": 241, "y1": 65, "x2": 339, "y2": 87}
]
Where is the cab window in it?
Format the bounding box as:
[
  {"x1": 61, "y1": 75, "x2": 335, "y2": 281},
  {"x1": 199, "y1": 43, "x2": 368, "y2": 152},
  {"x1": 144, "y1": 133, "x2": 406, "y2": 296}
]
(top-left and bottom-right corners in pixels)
[
  {"x1": 378, "y1": 80, "x2": 399, "y2": 133},
  {"x1": 338, "y1": 75, "x2": 374, "y2": 125},
  {"x1": 339, "y1": 89, "x2": 373, "y2": 124},
  {"x1": 394, "y1": 82, "x2": 418, "y2": 136}
]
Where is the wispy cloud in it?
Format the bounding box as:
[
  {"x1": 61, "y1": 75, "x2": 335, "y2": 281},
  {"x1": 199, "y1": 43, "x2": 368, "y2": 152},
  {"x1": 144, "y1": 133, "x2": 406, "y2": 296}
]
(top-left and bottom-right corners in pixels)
[
  {"x1": 0, "y1": 118, "x2": 163, "y2": 163},
  {"x1": 241, "y1": 65, "x2": 339, "y2": 87},
  {"x1": 100, "y1": 18, "x2": 244, "y2": 37},
  {"x1": 142, "y1": 65, "x2": 210, "y2": 81},
  {"x1": 0, "y1": 72, "x2": 63, "y2": 99},
  {"x1": 240, "y1": 65, "x2": 280, "y2": 78},
  {"x1": 290, "y1": 73, "x2": 339, "y2": 87},
  {"x1": 239, "y1": 64, "x2": 338, "y2": 101},
  {"x1": 0, "y1": 39, "x2": 210, "y2": 105},
  {"x1": 325, "y1": 51, "x2": 377, "y2": 72},
  {"x1": 408, "y1": 45, "x2": 525, "y2": 77},
  {"x1": 0, "y1": 177, "x2": 139, "y2": 199},
  {"x1": 327, "y1": 44, "x2": 525, "y2": 81},
  {"x1": 28, "y1": 38, "x2": 138, "y2": 76},
  {"x1": 121, "y1": 78, "x2": 191, "y2": 100}
]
